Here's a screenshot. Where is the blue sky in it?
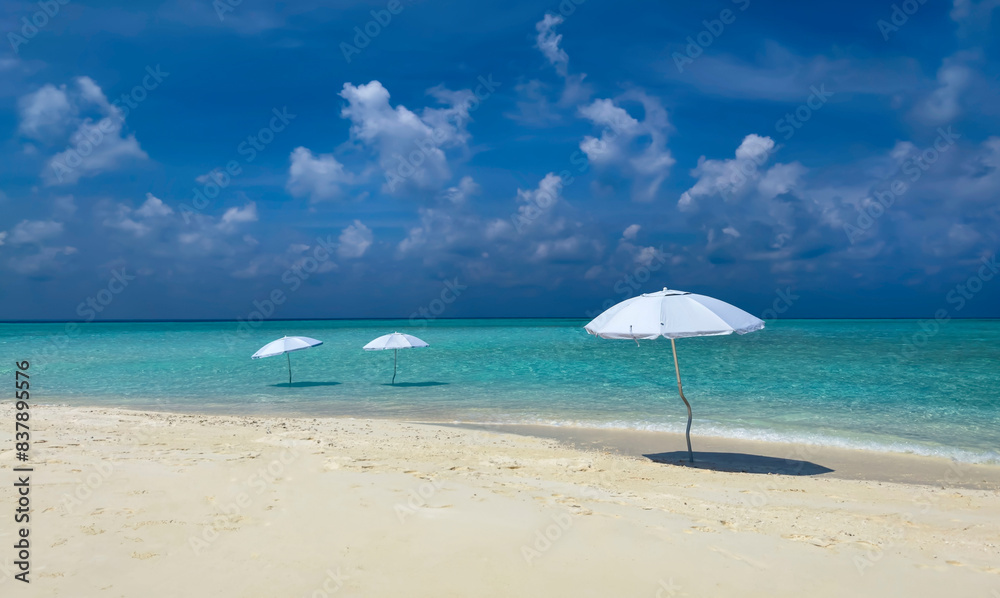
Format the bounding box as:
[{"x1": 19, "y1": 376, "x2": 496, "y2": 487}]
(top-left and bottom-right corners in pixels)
[{"x1": 1, "y1": 0, "x2": 999, "y2": 320}]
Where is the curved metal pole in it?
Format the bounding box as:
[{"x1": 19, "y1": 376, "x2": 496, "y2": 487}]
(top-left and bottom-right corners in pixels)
[
  {"x1": 392, "y1": 349, "x2": 397, "y2": 385},
  {"x1": 287, "y1": 352, "x2": 292, "y2": 385},
  {"x1": 670, "y1": 338, "x2": 693, "y2": 463}
]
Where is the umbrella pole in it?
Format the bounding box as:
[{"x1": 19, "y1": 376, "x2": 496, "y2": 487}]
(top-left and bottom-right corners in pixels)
[
  {"x1": 392, "y1": 349, "x2": 397, "y2": 385},
  {"x1": 287, "y1": 352, "x2": 292, "y2": 385},
  {"x1": 670, "y1": 338, "x2": 694, "y2": 463}
]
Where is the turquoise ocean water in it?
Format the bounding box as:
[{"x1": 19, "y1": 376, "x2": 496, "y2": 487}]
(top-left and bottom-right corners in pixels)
[{"x1": 2, "y1": 319, "x2": 998, "y2": 463}]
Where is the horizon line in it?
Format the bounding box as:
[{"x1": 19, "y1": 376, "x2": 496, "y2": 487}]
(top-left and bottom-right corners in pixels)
[{"x1": 2, "y1": 316, "x2": 999, "y2": 324}]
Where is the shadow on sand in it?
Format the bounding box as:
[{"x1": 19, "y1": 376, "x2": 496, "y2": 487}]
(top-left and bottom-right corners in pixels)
[
  {"x1": 644, "y1": 451, "x2": 834, "y2": 476},
  {"x1": 380, "y1": 381, "x2": 450, "y2": 388},
  {"x1": 271, "y1": 381, "x2": 342, "y2": 388}
]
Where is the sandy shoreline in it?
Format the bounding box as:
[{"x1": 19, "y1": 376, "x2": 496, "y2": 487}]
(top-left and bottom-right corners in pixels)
[{"x1": 1, "y1": 405, "x2": 999, "y2": 596}]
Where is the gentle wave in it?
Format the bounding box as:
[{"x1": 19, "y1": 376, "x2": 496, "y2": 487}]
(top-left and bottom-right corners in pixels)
[{"x1": 455, "y1": 417, "x2": 1000, "y2": 464}]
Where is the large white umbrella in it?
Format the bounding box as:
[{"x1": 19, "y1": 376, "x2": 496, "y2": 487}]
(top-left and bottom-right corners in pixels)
[
  {"x1": 585, "y1": 288, "x2": 764, "y2": 462},
  {"x1": 363, "y1": 332, "x2": 428, "y2": 384},
  {"x1": 251, "y1": 336, "x2": 323, "y2": 385}
]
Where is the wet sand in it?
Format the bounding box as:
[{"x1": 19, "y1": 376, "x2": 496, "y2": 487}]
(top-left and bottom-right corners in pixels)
[{"x1": 448, "y1": 422, "x2": 1000, "y2": 489}]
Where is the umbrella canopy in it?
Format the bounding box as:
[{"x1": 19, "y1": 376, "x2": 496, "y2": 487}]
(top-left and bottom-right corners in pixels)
[
  {"x1": 585, "y1": 288, "x2": 763, "y2": 462},
  {"x1": 251, "y1": 336, "x2": 323, "y2": 384},
  {"x1": 585, "y1": 288, "x2": 763, "y2": 340},
  {"x1": 363, "y1": 332, "x2": 428, "y2": 384}
]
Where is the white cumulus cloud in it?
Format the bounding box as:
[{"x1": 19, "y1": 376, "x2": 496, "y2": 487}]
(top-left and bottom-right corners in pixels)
[
  {"x1": 287, "y1": 147, "x2": 352, "y2": 202},
  {"x1": 578, "y1": 91, "x2": 674, "y2": 201},
  {"x1": 218, "y1": 202, "x2": 258, "y2": 233},
  {"x1": 338, "y1": 80, "x2": 474, "y2": 195},
  {"x1": 17, "y1": 84, "x2": 74, "y2": 141},
  {"x1": 678, "y1": 134, "x2": 780, "y2": 211},
  {"x1": 338, "y1": 220, "x2": 373, "y2": 259},
  {"x1": 103, "y1": 193, "x2": 174, "y2": 237},
  {"x1": 443, "y1": 176, "x2": 480, "y2": 204},
  {"x1": 7, "y1": 220, "x2": 64, "y2": 245},
  {"x1": 16, "y1": 77, "x2": 149, "y2": 186}
]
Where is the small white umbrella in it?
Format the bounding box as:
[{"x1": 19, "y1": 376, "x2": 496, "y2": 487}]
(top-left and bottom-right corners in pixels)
[
  {"x1": 585, "y1": 288, "x2": 764, "y2": 462},
  {"x1": 363, "y1": 332, "x2": 428, "y2": 384},
  {"x1": 252, "y1": 336, "x2": 323, "y2": 385}
]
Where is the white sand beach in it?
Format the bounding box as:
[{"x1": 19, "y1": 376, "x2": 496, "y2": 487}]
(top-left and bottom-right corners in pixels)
[{"x1": 1, "y1": 405, "x2": 998, "y2": 597}]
